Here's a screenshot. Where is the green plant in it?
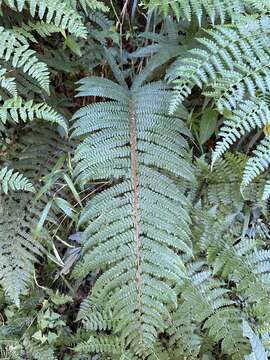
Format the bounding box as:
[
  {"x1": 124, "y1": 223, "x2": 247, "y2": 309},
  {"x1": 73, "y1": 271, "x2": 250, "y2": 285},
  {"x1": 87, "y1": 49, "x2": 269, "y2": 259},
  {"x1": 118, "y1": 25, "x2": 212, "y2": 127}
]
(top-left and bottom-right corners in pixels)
[
  {"x1": 168, "y1": 13, "x2": 270, "y2": 196},
  {"x1": 72, "y1": 74, "x2": 195, "y2": 356},
  {"x1": 1, "y1": 1, "x2": 270, "y2": 359}
]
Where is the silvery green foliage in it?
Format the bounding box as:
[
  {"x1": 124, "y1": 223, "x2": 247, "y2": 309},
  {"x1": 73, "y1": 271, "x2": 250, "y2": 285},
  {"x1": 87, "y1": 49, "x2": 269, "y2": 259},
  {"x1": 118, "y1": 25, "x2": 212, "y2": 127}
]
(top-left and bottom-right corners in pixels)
[{"x1": 72, "y1": 75, "x2": 195, "y2": 356}]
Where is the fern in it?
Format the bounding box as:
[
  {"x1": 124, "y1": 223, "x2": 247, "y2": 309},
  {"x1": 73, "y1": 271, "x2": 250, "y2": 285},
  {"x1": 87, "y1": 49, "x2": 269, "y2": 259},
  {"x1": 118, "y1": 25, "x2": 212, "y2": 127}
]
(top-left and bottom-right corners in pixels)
[
  {"x1": 0, "y1": 96, "x2": 67, "y2": 131},
  {"x1": 243, "y1": 320, "x2": 268, "y2": 359},
  {"x1": 0, "y1": 67, "x2": 17, "y2": 96},
  {"x1": 77, "y1": 0, "x2": 108, "y2": 13},
  {"x1": 0, "y1": 193, "x2": 45, "y2": 306},
  {"x1": 0, "y1": 123, "x2": 68, "y2": 306},
  {"x1": 168, "y1": 16, "x2": 270, "y2": 113},
  {"x1": 0, "y1": 167, "x2": 34, "y2": 194},
  {"x1": 2, "y1": 0, "x2": 87, "y2": 38},
  {"x1": 212, "y1": 99, "x2": 270, "y2": 164},
  {"x1": 241, "y1": 137, "x2": 270, "y2": 191},
  {"x1": 196, "y1": 153, "x2": 248, "y2": 209},
  {"x1": 168, "y1": 14, "x2": 270, "y2": 195},
  {"x1": 171, "y1": 263, "x2": 249, "y2": 359},
  {"x1": 72, "y1": 76, "x2": 195, "y2": 355},
  {"x1": 13, "y1": 20, "x2": 62, "y2": 40},
  {"x1": 0, "y1": 26, "x2": 50, "y2": 93},
  {"x1": 144, "y1": 0, "x2": 270, "y2": 24}
]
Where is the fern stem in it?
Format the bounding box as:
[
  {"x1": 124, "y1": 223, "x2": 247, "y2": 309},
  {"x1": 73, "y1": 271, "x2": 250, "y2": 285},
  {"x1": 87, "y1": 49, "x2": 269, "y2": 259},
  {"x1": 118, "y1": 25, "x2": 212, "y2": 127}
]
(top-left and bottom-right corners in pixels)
[{"x1": 129, "y1": 102, "x2": 143, "y2": 345}]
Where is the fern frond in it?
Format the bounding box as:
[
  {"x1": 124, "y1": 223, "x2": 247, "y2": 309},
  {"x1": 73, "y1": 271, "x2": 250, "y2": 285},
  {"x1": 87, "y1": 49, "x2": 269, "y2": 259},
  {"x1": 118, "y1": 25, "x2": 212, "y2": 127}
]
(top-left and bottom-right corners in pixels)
[
  {"x1": 207, "y1": 233, "x2": 270, "y2": 325},
  {"x1": 0, "y1": 27, "x2": 50, "y2": 93},
  {"x1": 262, "y1": 180, "x2": 270, "y2": 201},
  {"x1": 243, "y1": 320, "x2": 268, "y2": 360},
  {"x1": 0, "y1": 97, "x2": 67, "y2": 132},
  {"x1": 0, "y1": 67, "x2": 17, "y2": 96},
  {"x1": 168, "y1": 16, "x2": 270, "y2": 112},
  {"x1": 144, "y1": 0, "x2": 270, "y2": 24},
  {"x1": 212, "y1": 99, "x2": 270, "y2": 164},
  {"x1": 72, "y1": 76, "x2": 195, "y2": 355},
  {"x1": 0, "y1": 193, "x2": 44, "y2": 306},
  {"x1": 3, "y1": 0, "x2": 87, "y2": 38},
  {"x1": 0, "y1": 167, "x2": 35, "y2": 194},
  {"x1": 197, "y1": 153, "x2": 247, "y2": 209},
  {"x1": 0, "y1": 123, "x2": 68, "y2": 306},
  {"x1": 13, "y1": 21, "x2": 61, "y2": 41},
  {"x1": 241, "y1": 136, "x2": 270, "y2": 191},
  {"x1": 172, "y1": 264, "x2": 249, "y2": 358},
  {"x1": 78, "y1": 0, "x2": 108, "y2": 12},
  {"x1": 73, "y1": 335, "x2": 126, "y2": 357}
]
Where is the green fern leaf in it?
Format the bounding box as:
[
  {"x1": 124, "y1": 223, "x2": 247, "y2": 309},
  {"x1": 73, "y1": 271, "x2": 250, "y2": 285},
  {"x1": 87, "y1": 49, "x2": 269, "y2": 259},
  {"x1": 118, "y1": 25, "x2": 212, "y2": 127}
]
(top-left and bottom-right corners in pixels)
[
  {"x1": 243, "y1": 320, "x2": 267, "y2": 360},
  {"x1": 144, "y1": 0, "x2": 270, "y2": 25},
  {"x1": 0, "y1": 67, "x2": 17, "y2": 96},
  {"x1": 0, "y1": 194, "x2": 44, "y2": 306},
  {"x1": 0, "y1": 123, "x2": 68, "y2": 306},
  {"x1": 0, "y1": 27, "x2": 50, "y2": 93},
  {"x1": 0, "y1": 96, "x2": 67, "y2": 132},
  {"x1": 168, "y1": 16, "x2": 270, "y2": 113},
  {"x1": 3, "y1": 0, "x2": 87, "y2": 38},
  {"x1": 72, "y1": 76, "x2": 195, "y2": 355},
  {"x1": 212, "y1": 99, "x2": 270, "y2": 165},
  {"x1": 241, "y1": 136, "x2": 270, "y2": 191},
  {"x1": 0, "y1": 167, "x2": 35, "y2": 194}
]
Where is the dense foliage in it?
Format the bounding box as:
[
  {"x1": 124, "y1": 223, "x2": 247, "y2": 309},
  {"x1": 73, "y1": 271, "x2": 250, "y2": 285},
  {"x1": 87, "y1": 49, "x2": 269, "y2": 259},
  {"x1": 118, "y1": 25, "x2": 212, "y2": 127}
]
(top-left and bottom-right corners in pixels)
[{"x1": 1, "y1": 1, "x2": 270, "y2": 359}]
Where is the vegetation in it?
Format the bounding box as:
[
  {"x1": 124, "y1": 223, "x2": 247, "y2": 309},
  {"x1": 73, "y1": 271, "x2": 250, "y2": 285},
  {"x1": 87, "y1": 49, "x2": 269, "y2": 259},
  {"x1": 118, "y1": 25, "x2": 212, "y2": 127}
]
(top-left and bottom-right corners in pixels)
[{"x1": 1, "y1": 0, "x2": 270, "y2": 359}]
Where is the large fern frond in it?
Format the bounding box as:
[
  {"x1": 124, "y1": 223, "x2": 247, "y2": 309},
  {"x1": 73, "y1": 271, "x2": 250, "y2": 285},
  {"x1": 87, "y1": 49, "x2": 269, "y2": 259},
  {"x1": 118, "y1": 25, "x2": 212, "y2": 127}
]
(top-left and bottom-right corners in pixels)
[{"x1": 72, "y1": 76, "x2": 195, "y2": 355}]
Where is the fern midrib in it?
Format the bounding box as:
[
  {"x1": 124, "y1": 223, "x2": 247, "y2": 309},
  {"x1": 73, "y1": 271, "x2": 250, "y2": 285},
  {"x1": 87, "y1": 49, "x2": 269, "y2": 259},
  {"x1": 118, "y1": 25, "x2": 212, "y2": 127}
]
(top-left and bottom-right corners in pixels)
[{"x1": 128, "y1": 101, "x2": 143, "y2": 343}]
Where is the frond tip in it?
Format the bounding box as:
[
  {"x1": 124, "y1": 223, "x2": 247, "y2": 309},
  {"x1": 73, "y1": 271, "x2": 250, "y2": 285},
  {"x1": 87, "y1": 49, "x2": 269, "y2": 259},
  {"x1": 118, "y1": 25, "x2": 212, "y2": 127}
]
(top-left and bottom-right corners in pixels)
[
  {"x1": 0, "y1": 167, "x2": 35, "y2": 194},
  {"x1": 0, "y1": 97, "x2": 67, "y2": 133}
]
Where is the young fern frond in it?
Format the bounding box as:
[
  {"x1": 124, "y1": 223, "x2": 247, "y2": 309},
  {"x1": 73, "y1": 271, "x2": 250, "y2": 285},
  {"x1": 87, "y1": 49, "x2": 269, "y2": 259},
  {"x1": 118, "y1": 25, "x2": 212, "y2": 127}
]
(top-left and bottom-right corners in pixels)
[
  {"x1": 72, "y1": 76, "x2": 195, "y2": 356},
  {"x1": 0, "y1": 167, "x2": 35, "y2": 194}
]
